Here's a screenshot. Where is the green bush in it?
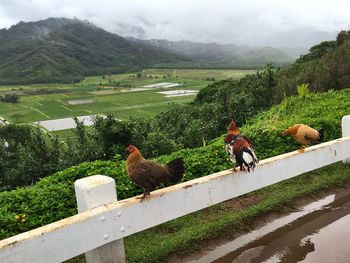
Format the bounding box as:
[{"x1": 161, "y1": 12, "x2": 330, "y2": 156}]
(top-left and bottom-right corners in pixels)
[{"x1": 297, "y1": 83, "x2": 310, "y2": 99}]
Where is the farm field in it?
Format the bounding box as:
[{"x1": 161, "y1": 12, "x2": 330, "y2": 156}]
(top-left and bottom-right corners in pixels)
[{"x1": 0, "y1": 69, "x2": 255, "y2": 126}]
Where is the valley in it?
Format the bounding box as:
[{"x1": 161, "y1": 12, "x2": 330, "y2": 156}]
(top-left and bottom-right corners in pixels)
[{"x1": 0, "y1": 68, "x2": 254, "y2": 126}]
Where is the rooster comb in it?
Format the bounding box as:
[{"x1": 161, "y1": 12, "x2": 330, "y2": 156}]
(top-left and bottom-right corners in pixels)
[{"x1": 228, "y1": 116, "x2": 237, "y2": 131}]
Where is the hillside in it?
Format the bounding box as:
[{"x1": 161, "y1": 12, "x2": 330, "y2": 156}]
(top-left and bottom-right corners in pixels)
[
  {"x1": 0, "y1": 18, "x2": 187, "y2": 84},
  {"x1": 132, "y1": 39, "x2": 295, "y2": 68},
  {"x1": 276, "y1": 30, "x2": 350, "y2": 98}
]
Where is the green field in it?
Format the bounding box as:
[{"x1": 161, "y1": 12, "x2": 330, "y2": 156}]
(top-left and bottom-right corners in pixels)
[{"x1": 0, "y1": 69, "x2": 255, "y2": 124}]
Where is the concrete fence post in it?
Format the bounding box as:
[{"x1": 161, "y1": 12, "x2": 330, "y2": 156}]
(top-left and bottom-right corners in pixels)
[
  {"x1": 342, "y1": 115, "x2": 350, "y2": 164},
  {"x1": 75, "y1": 175, "x2": 126, "y2": 263}
]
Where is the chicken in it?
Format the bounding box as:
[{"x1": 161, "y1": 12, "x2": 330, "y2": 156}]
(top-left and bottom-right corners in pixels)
[
  {"x1": 126, "y1": 145, "x2": 185, "y2": 201},
  {"x1": 282, "y1": 124, "x2": 324, "y2": 152},
  {"x1": 224, "y1": 118, "x2": 258, "y2": 172}
]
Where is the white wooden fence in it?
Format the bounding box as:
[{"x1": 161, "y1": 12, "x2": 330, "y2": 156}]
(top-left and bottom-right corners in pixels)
[{"x1": 0, "y1": 116, "x2": 350, "y2": 263}]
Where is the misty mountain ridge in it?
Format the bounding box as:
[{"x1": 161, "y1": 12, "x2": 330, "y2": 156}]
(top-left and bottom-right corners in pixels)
[
  {"x1": 140, "y1": 38, "x2": 309, "y2": 59},
  {"x1": 1, "y1": 17, "x2": 299, "y2": 84},
  {"x1": 130, "y1": 38, "x2": 296, "y2": 67},
  {"x1": 0, "y1": 17, "x2": 186, "y2": 84},
  {"x1": 110, "y1": 15, "x2": 338, "y2": 50}
]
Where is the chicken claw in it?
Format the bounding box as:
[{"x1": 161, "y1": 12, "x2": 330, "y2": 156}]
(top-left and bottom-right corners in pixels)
[
  {"x1": 297, "y1": 145, "x2": 306, "y2": 153},
  {"x1": 137, "y1": 191, "x2": 150, "y2": 202}
]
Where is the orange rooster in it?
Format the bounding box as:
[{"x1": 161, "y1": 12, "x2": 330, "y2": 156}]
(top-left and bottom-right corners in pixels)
[
  {"x1": 126, "y1": 145, "x2": 185, "y2": 201},
  {"x1": 282, "y1": 124, "x2": 324, "y2": 152},
  {"x1": 224, "y1": 118, "x2": 258, "y2": 172}
]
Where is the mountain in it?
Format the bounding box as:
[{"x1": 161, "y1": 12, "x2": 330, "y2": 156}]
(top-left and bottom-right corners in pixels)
[
  {"x1": 130, "y1": 39, "x2": 295, "y2": 68},
  {"x1": 0, "y1": 17, "x2": 298, "y2": 85},
  {"x1": 0, "y1": 18, "x2": 187, "y2": 84},
  {"x1": 279, "y1": 47, "x2": 308, "y2": 59}
]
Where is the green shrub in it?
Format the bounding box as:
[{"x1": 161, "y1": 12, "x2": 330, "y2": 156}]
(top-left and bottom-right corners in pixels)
[{"x1": 297, "y1": 83, "x2": 310, "y2": 99}]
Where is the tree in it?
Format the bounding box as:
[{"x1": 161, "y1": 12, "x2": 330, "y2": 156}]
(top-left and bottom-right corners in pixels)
[
  {"x1": 142, "y1": 132, "x2": 180, "y2": 158},
  {"x1": 0, "y1": 125, "x2": 73, "y2": 190},
  {"x1": 92, "y1": 115, "x2": 132, "y2": 159},
  {"x1": 0, "y1": 93, "x2": 20, "y2": 103},
  {"x1": 336, "y1": 30, "x2": 350, "y2": 46}
]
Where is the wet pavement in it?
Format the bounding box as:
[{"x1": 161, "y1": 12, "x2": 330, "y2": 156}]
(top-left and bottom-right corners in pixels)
[{"x1": 171, "y1": 187, "x2": 350, "y2": 263}]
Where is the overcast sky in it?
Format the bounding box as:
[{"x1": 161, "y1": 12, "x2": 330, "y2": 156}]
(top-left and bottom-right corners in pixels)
[{"x1": 0, "y1": 0, "x2": 349, "y2": 48}]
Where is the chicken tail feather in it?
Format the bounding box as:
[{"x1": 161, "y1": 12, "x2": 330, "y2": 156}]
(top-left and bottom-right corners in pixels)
[
  {"x1": 167, "y1": 158, "x2": 185, "y2": 183},
  {"x1": 236, "y1": 147, "x2": 258, "y2": 172},
  {"x1": 318, "y1": 128, "x2": 324, "y2": 141}
]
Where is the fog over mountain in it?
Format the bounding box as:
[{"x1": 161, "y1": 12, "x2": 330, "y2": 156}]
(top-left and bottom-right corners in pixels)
[{"x1": 0, "y1": 0, "x2": 348, "y2": 49}]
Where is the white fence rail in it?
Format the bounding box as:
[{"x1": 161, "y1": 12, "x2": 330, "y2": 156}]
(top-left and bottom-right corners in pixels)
[{"x1": 0, "y1": 116, "x2": 350, "y2": 263}]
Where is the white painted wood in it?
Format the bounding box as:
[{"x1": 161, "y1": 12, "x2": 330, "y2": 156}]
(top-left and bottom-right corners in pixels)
[
  {"x1": 1, "y1": 136, "x2": 350, "y2": 263},
  {"x1": 342, "y1": 115, "x2": 350, "y2": 164},
  {"x1": 75, "y1": 175, "x2": 125, "y2": 263}
]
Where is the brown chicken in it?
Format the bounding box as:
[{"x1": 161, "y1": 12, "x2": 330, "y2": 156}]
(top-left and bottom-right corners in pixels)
[
  {"x1": 126, "y1": 145, "x2": 185, "y2": 200},
  {"x1": 282, "y1": 124, "x2": 324, "y2": 152},
  {"x1": 224, "y1": 118, "x2": 258, "y2": 172}
]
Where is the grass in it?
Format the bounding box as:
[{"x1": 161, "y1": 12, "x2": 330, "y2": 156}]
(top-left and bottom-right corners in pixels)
[
  {"x1": 82, "y1": 69, "x2": 255, "y2": 85},
  {"x1": 0, "y1": 69, "x2": 255, "y2": 124},
  {"x1": 0, "y1": 88, "x2": 195, "y2": 123},
  {"x1": 67, "y1": 162, "x2": 350, "y2": 263}
]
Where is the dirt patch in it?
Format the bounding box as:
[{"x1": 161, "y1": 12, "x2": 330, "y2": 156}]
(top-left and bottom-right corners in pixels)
[
  {"x1": 66, "y1": 99, "x2": 95, "y2": 105},
  {"x1": 221, "y1": 193, "x2": 266, "y2": 211},
  {"x1": 91, "y1": 88, "x2": 152, "y2": 95},
  {"x1": 90, "y1": 90, "x2": 122, "y2": 95},
  {"x1": 157, "y1": 90, "x2": 199, "y2": 97},
  {"x1": 143, "y1": 82, "x2": 182, "y2": 88},
  {"x1": 100, "y1": 86, "x2": 118, "y2": 89}
]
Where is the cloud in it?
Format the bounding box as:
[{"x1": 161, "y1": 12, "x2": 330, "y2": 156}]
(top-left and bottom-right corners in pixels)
[{"x1": 0, "y1": 0, "x2": 349, "y2": 47}]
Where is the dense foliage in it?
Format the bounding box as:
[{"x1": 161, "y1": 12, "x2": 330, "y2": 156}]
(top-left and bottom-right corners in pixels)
[
  {"x1": 0, "y1": 114, "x2": 179, "y2": 190},
  {"x1": 0, "y1": 18, "x2": 187, "y2": 84},
  {"x1": 1, "y1": 88, "x2": 349, "y2": 239},
  {"x1": 0, "y1": 126, "x2": 76, "y2": 190},
  {"x1": 276, "y1": 30, "x2": 350, "y2": 100}
]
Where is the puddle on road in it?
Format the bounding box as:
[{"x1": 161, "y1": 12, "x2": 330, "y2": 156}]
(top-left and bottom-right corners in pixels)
[{"x1": 174, "y1": 187, "x2": 350, "y2": 263}]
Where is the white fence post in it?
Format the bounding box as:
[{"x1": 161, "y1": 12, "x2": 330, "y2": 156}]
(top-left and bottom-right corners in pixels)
[
  {"x1": 342, "y1": 115, "x2": 350, "y2": 164},
  {"x1": 75, "y1": 175, "x2": 126, "y2": 263}
]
